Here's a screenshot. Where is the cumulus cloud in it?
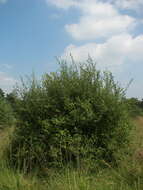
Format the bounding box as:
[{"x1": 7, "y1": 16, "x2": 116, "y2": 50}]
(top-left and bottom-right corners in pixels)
[
  {"x1": 113, "y1": 0, "x2": 143, "y2": 11},
  {"x1": 65, "y1": 11, "x2": 135, "y2": 40},
  {"x1": 62, "y1": 34, "x2": 143, "y2": 69},
  {"x1": 47, "y1": 0, "x2": 143, "y2": 68},
  {"x1": 47, "y1": 0, "x2": 143, "y2": 64},
  {"x1": 47, "y1": 0, "x2": 143, "y2": 11},
  {"x1": 48, "y1": 0, "x2": 136, "y2": 40}
]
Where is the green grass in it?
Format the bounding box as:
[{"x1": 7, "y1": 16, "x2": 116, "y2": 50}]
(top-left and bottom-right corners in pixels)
[
  {"x1": 0, "y1": 164, "x2": 142, "y2": 190},
  {"x1": 0, "y1": 117, "x2": 143, "y2": 190},
  {"x1": 0, "y1": 165, "x2": 41, "y2": 190}
]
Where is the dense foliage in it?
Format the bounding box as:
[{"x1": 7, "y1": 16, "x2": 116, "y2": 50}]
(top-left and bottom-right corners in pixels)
[
  {"x1": 0, "y1": 90, "x2": 15, "y2": 128},
  {"x1": 9, "y1": 61, "x2": 131, "y2": 171},
  {"x1": 126, "y1": 98, "x2": 143, "y2": 117}
]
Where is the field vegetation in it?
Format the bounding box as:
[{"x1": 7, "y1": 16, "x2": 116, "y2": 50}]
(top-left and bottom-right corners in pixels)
[{"x1": 0, "y1": 60, "x2": 143, "y2": 189}]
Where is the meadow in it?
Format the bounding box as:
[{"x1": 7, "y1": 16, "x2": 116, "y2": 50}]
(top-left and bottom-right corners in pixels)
[
  {"x1": 0, "y1": 61, "x2": 143, "y2": 190},
  {"x1": 0, "y1": 117, "x2": 143, "y2": 190}
]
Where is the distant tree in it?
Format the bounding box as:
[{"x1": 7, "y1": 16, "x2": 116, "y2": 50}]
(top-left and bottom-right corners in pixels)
[
  {"x1": 6, "y1": 90, "x2": 20, "y2": 115},
  {"x1": 6, "y1": 91, "x2": 17, "y2": 105},
  {"x1": 139, "y1": 99, "x2": 143, "y2": 109},
  {"x1": 0, "y1": 88, "x2": 5, "y2": 98},
  {"x1": 126, "y1": 98, "x2": 143, "y2": 117}
]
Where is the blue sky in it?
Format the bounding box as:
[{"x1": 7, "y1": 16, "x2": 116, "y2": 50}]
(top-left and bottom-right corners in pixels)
[{"x1": 0, "y1": 0, "x2": 143, "y2": 98}]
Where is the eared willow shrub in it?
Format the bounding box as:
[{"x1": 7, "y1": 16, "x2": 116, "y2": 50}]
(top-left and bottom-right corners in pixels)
[{"x1": 9, "y1": 60, "x2": 131, "y2": 171}]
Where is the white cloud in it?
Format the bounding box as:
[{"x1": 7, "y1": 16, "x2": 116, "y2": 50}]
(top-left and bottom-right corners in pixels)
[
  {"x1": 62, "y1": 34, "x2": 143, "y2": 69},
  {"x1": 0, "y1": 72, "x2": 17, "y2": 92},
  {"x1": 113, "y1": 0, "x2": 143, "y2": 11},
  {"x1": 47, "y1": 0, "x2": 142, "y2": 66},
  {"x1": 66, "y1": 1, "x2": 136, "y2": 40},
  {"x1": 47, "y1": 0, "x2": 143, "y2": 11},
  {"x1": 47, "y1": 0, "x2": 136, "y2": 40},
  {"x1": 65, "y1": 13, "x2": 135, "y2": 41}
]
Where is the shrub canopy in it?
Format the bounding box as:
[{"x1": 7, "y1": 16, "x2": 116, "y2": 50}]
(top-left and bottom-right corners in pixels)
[{"x1": 10, "y1": 61, "x2": 131, "y2": 171}]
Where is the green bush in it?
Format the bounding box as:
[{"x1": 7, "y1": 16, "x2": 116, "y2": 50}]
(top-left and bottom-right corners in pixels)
[{"x1": 9, "y1": 61, "x2": 131, "y2": 171}]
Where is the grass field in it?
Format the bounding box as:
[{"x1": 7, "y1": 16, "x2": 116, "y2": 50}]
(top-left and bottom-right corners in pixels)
[{"x1": 0, "y1": 117, "x2": 143, "y2": 190}]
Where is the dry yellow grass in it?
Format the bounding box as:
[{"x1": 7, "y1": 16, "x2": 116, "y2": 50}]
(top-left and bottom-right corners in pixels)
[
  {"x1": 128, "y1": 116, "x2": 143, "y2": 164},
  {"x1": 133, "y1": 116, "x2": 143, "y2": 129},
  {"x1": 132, "y1": 117, "x2": 143, "y2": 146}
]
